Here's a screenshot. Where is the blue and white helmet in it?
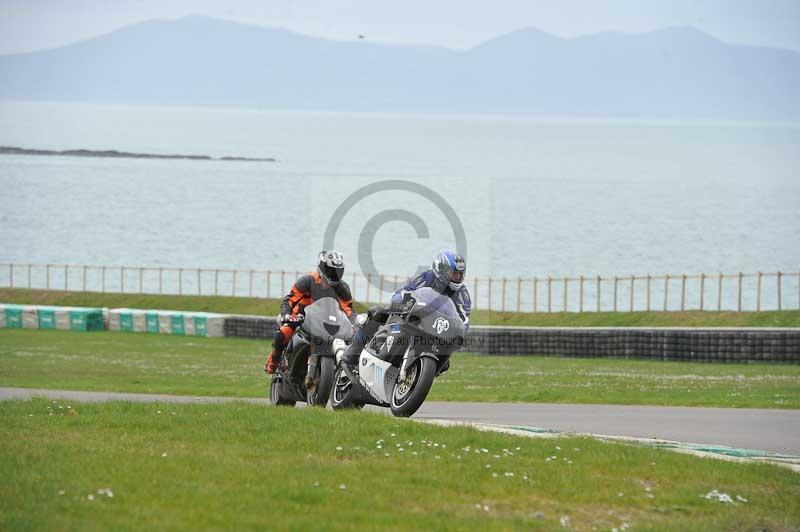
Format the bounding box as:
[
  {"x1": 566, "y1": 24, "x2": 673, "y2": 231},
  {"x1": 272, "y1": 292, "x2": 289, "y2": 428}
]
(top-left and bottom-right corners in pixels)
[{"x1": 432, "y1": 249, "x2": 466, "y2": 291}]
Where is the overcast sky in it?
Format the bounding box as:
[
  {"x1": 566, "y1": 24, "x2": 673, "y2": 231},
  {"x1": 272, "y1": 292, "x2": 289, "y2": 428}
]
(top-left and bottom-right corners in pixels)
[{"x1": 1, "y1": 0, "x2": 799, "y2": 55}]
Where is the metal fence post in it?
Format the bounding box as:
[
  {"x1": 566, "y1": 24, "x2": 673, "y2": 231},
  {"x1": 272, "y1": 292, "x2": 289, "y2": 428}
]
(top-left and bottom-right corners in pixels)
[
  {"x1": 646, "y1": 275, "x2": 651, "y2": 311},
  {"x1": 613, "y1": 276, "x2": 618, "y2": 312},
  {"x1": 158, "y1": 267, "x2": 163, "y2": 294},
  {"x1": 214, "y1": 269, "x2": 219, "y2": 296},
  {"x1": 267, "y1": 271, "x2": 272, "y2": 299},
  {"x1": 83, "y1": 265, "x2": 87, "y2": 291},
  {"x1": 516, "y1": 278, "x2": 522, "y2": 312},
  {"x1": 232, "y1": 270, "x2": 237, "y2": 296},
  {"x1": 27, "y1": 264, "x2": 32, "y2": 288},
  {"x1": 101, "y1": 266, "x2": 106, "y2": 293},
  {"x1": 139, "y1": 267, "x2": 144, "y2": 294},
  {"x1": 547, "y1": 275, "x2": 552, "y2": 314},
  {"x1": 280, "y1": 271, "x2": 285, "y2": 296},
  {"x1": 379, "y1": 274, "x2": 385, "y2": 304},
  {"x1": 197, "y1": 269, "x2": 202, "y2": 295},
  {"x1": 663, "y1": 274, "x2": 669, "y2": 311},
  {"x1": 249, "y1": 270, "x2": 254, "y2": 298},
  {"x1": 533, "y1": 277, "x2": 538, "y2": 313},
  {"x1": 579, "y1": 275, "x2": 584, "y2": 313},
  {"x1": 9, "y1": 264, "x2": 13, "y2": 288},
  {"x1": 352, "y1": 272, "x2": 357, "y2": 301},
  {"x1": 501, "y1": 278, "x2": 507, "y2": 312},
  {"x1": 680, "y1": 274, "x2": 686, "y2": 312},
  {"x1": 488, "y1": 277, "x2": 493, "y2": 312},
  {"x1": 366, "y1": 274, "x2": 372, "y2": 304},
  {"x1": 179, "y1": 268, "x2": 183, "y2": 296},
  {"x1": 563, "y1": 276, "x2": 568, "y2": 312},
  {"x1": 629, "y1": 275, "x2": 635, "y2": 312},
  {"x1": 63, "y1": 265, "x2": 68, "y2": 291},
  {"x1": 120, "y1": 267, "x2": 124, "y2": 293},
  {"x1": 756, "y1": 272, "x2": 762, "y2": 311},
  {"x1": 717, "y1": 273, "x2": 723, "y2": 311},
  {"x1": 46, "y1": 264, "x2": 51, "y2": 289},
  {"x1": 737, "y1": 272, "x2": 743, "y2": 312},
  {"x1": 777, "y1": 271, "x2": 782, "y2": 311},
  {"x1": 699, "y1": 273, "x2": 705, "y2": 311},
  {"x1": 596, "y1": 275, "x2": 601, "y2": 312}
]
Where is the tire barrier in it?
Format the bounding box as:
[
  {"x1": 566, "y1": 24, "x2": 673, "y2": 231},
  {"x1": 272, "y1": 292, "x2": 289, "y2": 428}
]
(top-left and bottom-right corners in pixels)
[
  {"x1": 107, "y1": 309, "x2": 226, "y2": 337},
  {"x1": 3, "y1": 303, "x2": 797, "y2": 362},
  {"x1": 466, "y1": 326, "x2": 800, "y2": 363},
  {"x1": 217, "y1": 316, "x2": 799, "y2": 363},
  {"x1": 0, "y1": 303, "x2": 104, "y2": 331}
]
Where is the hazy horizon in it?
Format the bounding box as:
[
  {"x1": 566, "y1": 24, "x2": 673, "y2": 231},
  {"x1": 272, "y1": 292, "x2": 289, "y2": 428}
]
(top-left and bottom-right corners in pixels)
[{"x1": 1, "y1": 0, "x2": 799, "y2": 55}]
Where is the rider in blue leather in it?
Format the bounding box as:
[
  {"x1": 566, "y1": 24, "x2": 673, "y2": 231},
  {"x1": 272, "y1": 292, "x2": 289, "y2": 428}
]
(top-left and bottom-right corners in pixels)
[{"x1": 341, "y1": 249, "x2": 471, "y2": 368}]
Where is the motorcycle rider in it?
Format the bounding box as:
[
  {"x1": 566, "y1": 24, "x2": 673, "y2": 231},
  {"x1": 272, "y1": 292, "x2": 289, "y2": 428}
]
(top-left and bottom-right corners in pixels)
[
  {"x1": 264, "y1": 250, "x2": 355, "y2": 374},
  {"x1": 340, "y1": 249, "x2": 471, "y2": 369}
]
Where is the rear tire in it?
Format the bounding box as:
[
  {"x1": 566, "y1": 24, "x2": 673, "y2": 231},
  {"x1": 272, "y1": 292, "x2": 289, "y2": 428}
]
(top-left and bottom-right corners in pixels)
[
  {"x1": 390, "y1": 357, "x2": 436, "y2": 418},
  {"x1": 330, "y1": 366, "x2": 364, "y2": 410},
  {"x1": 269, "y1": 375, "x2": 296, "y2": 407},
  {"x1": 308, "y1": 356, "x2": 335, "y2": 407}
]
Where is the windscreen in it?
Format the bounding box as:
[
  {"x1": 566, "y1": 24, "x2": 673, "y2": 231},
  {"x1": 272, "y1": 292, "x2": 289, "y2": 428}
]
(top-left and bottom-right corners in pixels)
[{"x1": 411, "y1": 287, "x2": 458, "y2": 318}]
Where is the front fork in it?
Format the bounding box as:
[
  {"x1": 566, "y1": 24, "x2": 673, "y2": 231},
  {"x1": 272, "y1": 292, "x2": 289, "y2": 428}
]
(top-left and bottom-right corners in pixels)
[{"x1": 305, "y1": 350, "x2": 319, "y2": 388}]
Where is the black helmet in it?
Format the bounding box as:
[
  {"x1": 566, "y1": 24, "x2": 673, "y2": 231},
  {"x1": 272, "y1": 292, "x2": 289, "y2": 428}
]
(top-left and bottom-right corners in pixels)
[{"x1": 318, "y1": 250, "x2": 345, "y2": 285}]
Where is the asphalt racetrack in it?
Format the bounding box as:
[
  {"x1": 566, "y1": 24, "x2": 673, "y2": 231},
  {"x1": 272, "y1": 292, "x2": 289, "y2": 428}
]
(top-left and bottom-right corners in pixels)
[{"x1": 2, "y1": 387, "x2": 798, "y2": 455}]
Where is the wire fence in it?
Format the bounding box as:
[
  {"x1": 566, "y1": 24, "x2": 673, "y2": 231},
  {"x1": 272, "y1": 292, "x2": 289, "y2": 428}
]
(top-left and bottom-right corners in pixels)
[{"x1": 0, "y1": 263, "x2": 798, "y2": 313}]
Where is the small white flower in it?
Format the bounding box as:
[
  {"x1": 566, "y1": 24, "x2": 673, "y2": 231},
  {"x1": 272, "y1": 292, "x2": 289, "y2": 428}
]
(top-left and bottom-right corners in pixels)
[
  {"x1": 474, "y1": 503, "x2": 481, "y2": 509},
  {"x1": 483, "y1": 505, "x2": 490, "y2": 511},
  {"x1": 504, "y1": 472, "x2": 514, "y2": 477},
  {"x1": 157, "y1": 410, "x2": 162, "y2": 414},
  {"x1": 339, "y1": 484, "x2": 347, "y2": 490},
  {"x1": 485, "y1": 464, "x2": 491, "y2": 468},
  {"x1": 492, "y1": 472, "x2": 498, "y2": 478},
  {"x1": 58, "y1": 490, "x2": 65, "y2": 495},
  {"x1": 87, "y1": 494, "x2": 94, "y2": 501},
  {"x1": 384, "y1": 453, "x2": 390, "y2": 457},
  {"x1": 335, "y1": 446, "x2": 343, "y2": 451},
  {"x1": 161, "y1": 452, "x2": 167, "y2": 458},
  {"x1": 736, "y1": 495, "x2": 748, "y2": 503}
]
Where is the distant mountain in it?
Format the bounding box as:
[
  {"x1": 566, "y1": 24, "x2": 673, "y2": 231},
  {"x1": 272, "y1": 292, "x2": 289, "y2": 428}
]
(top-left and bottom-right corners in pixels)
[{"x1": 1, "y1": 15, "x2": 798, "y2": 120}]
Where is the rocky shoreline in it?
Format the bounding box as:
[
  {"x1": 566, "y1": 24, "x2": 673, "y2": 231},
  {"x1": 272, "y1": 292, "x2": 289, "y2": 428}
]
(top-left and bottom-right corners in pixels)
[{"x1": 0, "y1": 146, "x2": 276, "y2": 162}]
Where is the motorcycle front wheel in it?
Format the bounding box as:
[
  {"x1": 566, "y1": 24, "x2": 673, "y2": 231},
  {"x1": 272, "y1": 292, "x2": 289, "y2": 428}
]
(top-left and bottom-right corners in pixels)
[
  {"x1": 390, "y1": 357, "x2": 436, "y2": 418},
  {"x1": 269, "y1": 374, "x2": 296, "y2": 407},
  {"x1": 330, "y1": 366, "x2": 365, "y2": 410},
  {"x1": 307, "y1": 356, "x2": 335, "y2": 407}
]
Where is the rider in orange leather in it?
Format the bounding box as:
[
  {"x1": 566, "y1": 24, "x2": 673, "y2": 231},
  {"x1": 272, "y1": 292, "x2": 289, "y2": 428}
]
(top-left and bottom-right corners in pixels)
[{"x1": 264, "y1": 251, "x2": 355, "y2": 374}]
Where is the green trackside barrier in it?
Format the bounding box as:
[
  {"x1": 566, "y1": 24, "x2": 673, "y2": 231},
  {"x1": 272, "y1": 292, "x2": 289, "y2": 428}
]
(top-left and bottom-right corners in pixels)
[
  {"x1": 38, "y1": 309, "x2": 57, "y2": 329},
  {"x1": 170, "y1": 314, "x2": 185, "y2": 335},
  {"x1": 69, "y1": 309, "x2": 104, "y2": 331},
  {"x1": 6, "y1": 307, "x2": 23, "y2": 329},
  {"x1": 194, "y1": 316, "x2": 208, "y2": 336},
  {"x1": 119, "y1": 312, "x2": 134, "y2": 332},
  {"x1": 146, "y1": 313, "x2": 159, "y2": 333}
]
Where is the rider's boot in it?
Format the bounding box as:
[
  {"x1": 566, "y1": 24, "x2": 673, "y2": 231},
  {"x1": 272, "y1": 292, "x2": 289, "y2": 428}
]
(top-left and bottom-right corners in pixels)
[{"x1": 341, "y1": 331, "x2": 365, "y2": 370}]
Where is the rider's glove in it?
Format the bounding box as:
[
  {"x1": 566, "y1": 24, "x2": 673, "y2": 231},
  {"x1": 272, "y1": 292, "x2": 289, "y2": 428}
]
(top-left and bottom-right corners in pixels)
[{"x1": 280, "y1": 313, "x2": 304, "y2": 325}]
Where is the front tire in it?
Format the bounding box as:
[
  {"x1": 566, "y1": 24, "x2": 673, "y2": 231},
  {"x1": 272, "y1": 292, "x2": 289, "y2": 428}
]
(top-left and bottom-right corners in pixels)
[
  {"x1": 390, "y1": 357, "x2": 436, "y2": 418},
  {"x1": 307, "y1": 356, "x2": 335, "y2": 407},
  {"x1": 269, "y1": 375, "x2": 296, "y2": 407},
  {"x1": 330, "y1": 366, "x2": 364, "y2": 410}
]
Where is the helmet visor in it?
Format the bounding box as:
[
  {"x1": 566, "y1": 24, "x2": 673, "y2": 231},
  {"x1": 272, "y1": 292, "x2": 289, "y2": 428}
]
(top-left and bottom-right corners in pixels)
[{"x1": 324, "y1": 265, "x2": 344, "y2": 283}]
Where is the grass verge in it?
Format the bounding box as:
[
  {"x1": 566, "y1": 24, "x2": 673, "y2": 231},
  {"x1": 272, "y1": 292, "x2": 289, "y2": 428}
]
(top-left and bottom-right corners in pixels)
[
  {"x1": 1, "y1": 330, "x2": 798, "y2": 408},
  {"x1": 2, "y1": 399, "x2": 798, "y2": 531},
  {"x1": 2, "y1": 288, "x2": 799, "y2": 327}
]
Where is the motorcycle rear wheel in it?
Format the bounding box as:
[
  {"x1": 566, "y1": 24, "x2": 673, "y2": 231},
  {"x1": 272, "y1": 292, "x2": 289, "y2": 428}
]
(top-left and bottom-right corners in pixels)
[{"x1": 390, "y1": 357, "x2": 436, "y2": 418}]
